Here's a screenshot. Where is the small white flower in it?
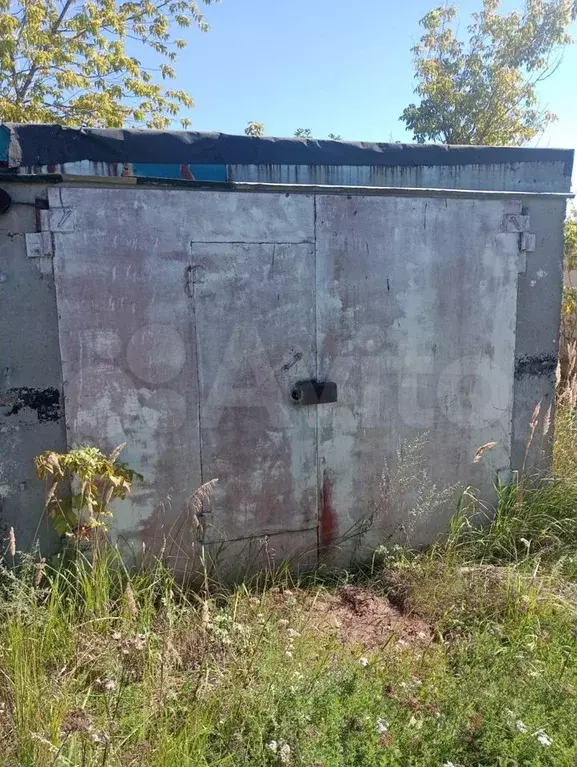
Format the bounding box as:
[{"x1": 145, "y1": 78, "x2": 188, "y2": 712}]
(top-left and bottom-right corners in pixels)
[
  {"x1": 266, "y1": 740, "x2": 278, "y2": 753},
  {"x1": 534, "y1": 730, "x2": 552, "y2": 747},
  {"x1": 359, "y1": 656, "x2": 369, "y2": 667},
  {"x1": 376, "y1": 718, "x2": 388, "y2": 735},
  {"x1": 408, "y1": 714, "x2": 423, "y2": 729},
  {"x1": 443, "y1": 762, "x2": 458, "y2": 767},
  {"x1": 286, "y1": 628, "x2": 300, "y2": 638},
  {"x1": 285, "y1": 650, "x2": 293, "y2": 659},
  {"x1": 504, "y1": 708, "x2": 514, "y2": 718},
  {"x1": 277, "y1": 619, "x2": 289, "y2": 628},
  {"x1": 96, "y1": 678, "x2": 116, "y2": 692},
  {"x1": 516, "y1": 720, "x2": 528, "y2": 733},
  {"x1": 90, "y1": 731, "x2": 109, "y2": 744},
  {"x1": 279, "y1": 741, "x2": 291, "y2": 764}
]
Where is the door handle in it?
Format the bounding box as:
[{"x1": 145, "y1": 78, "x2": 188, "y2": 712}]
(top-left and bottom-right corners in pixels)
[{"x1": 291, "y1": 380, "x2": 337, "y2": 406}]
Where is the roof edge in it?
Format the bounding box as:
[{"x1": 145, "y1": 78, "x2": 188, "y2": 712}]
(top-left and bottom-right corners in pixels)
[{"x1": 1, "y1": 124, "x2": 573, "y2": 177}]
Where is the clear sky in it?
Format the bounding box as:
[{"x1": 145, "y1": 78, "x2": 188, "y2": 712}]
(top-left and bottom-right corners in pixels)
[{"x1": 151, "y1": 0, "x2": 576, "y2": 182}]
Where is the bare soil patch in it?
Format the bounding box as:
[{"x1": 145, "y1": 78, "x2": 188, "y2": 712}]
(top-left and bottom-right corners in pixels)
[{"x1": 277, "y1": 585, "x2": 432, "y2": 652}]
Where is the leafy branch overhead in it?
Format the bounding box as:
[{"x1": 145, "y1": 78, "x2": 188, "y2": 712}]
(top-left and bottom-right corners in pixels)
[
  {"x1": 401, "y1": 0, "x2": 573, "y2": 145},
  {"x1": 0, "y1": 0, "x2": 216, "y2": 128}
]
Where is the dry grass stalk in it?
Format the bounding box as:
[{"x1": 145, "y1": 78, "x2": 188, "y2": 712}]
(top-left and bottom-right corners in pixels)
[
  {"x1": 108, "y1": 442, "x2": 127, "y2": 464},
  {"x1": 125, "y1": 583, "x2": 139, "y2": 619},
  {"x1": 524, "y1": 400, "x2": 543, "y2": 464},
  {"x1": 543, "y1": 404, "x2": 552, "y2": 437},
  {"x1": 187, "y1": 479, "x2": 218, "y2": 521},
  {"x1": 186, "y1": 479, "x2": 218, "y2": 541},
  {"x1": 8, "y1": 527, "x2": 15, "y2": 558},
  {"x1": 34, "y1": 558, "x2": 46, "y2": 587},
  {"x1": 473, "y1": 442, "x2": 498, "y2": 464},
  {"x1": 559, "y1": 342, "x2": 577, "y2": 408}
]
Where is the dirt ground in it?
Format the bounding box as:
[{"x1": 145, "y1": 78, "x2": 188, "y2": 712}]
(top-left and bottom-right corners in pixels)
[{"x1": 276, "y1": 585, "x2": 432, "y2": 652}]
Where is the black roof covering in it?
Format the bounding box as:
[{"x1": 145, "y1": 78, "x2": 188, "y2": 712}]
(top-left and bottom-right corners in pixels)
[{"x1": 1, "y1": 122, "x2": 574, "y2": 173}]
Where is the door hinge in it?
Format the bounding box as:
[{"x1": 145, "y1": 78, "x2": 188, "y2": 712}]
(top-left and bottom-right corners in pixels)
[
  {"x1": 503, "y1": 212, "x2": 535, "y2": 274},
  {"x1": 185, "y1": 264, "x2": 205, "y2": 296}
]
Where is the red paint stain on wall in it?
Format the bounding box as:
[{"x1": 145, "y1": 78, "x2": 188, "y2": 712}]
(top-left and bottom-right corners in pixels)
[{"x1": 320, "y1": 469, "x2": 337, "y2": 549}]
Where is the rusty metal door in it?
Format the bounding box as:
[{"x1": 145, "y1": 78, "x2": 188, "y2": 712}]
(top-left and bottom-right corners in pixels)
[
  {"x1": 51, "y1": 185, "x2": 522, "y2": 568},
  {"x1": 315, "y1": 195, "x2": 523, "y2": 561},
  {"x1": 189, "y1": 242, "x2": 317, "y2": 560},
  {"x1": 51, "y1": 186, "x2": 319, "y2": 566}
]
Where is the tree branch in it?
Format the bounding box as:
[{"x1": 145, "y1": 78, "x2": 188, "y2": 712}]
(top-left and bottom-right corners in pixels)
[{"x1": 16, "y1": 0, "x2": 75, "y2": 101}]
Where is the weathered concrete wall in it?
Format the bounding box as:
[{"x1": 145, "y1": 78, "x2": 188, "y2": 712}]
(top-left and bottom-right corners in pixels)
[
  {"x1": 0, "y1": 163, "x2": 570, "y2": 571},
  {"x1": 0, "y1": 183, "x2": 66, "y2": 553},
  {"x1": 511, "y1": 198, "x2": 567, "y2": 472},
  {"x1": 315, "y1": 194, "x2": 522, "y2": 560},
  {"x1": 47, "y1": 184, "x2": 533, "y2": 568}
]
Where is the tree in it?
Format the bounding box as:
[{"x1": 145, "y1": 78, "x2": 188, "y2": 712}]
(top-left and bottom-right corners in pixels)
[
  {"x1": 294, "y1": 128, "x2": 343, "y2": 140},
  {"x1": 561, "y1": 213, "x2": 577, "y2": 379},
  {"x1": 566, "y1": 214, "x2": 577, "y2": 272},
  {"x1": 245, "y1": 120, "x2": 265, "y2": 137},
  {"x1": 401, "y1": 0, "x2": 573, "y2": 145},
  {"x1": 245, "y1": 124, "x2": 343, "y2": 140},
  {"x1": 0, "y1": 0, "x2": 215, "y2": 128}
]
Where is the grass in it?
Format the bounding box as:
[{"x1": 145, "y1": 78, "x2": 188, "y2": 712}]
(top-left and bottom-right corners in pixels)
[{"x1": 2, "y1": 409, "x2": 577, "y2": 766}]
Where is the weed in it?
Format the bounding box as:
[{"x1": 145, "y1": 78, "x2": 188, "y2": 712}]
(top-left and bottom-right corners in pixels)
[{"x1": 35, "y1": 445, "x2": 142, "y2": 543}]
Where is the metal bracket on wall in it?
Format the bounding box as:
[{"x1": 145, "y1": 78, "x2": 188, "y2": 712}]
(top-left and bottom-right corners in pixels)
[
  {"x1": 502, "y1": 212, "x2": 535, "y2": 274},
  {"x1": 25, "y1": 231, "x2": 53, "y2": 276}
]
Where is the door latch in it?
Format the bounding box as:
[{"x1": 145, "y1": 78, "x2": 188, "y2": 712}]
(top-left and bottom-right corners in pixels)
[{"x1": 291, "y1": 380, "x2": 337, "y2": 406}]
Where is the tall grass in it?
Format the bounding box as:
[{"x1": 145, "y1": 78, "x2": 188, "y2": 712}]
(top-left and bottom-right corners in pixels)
[
  {"x1": 2, "y1": 401, "x2": 577, "y2": 764},
  {"x1": 414, "y1": 404, "x2": 577, "y2": 570},
  {"x1": 3, "y1": 539, "x2": 577, "y2": 767}
]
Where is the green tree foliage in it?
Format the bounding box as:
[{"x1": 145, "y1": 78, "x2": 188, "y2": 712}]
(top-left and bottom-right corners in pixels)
[
  {"x1": 0, "y1": 0, "x2": 215, "y2": 128},
  {"x1": 245, "y1": 120, "x2": 265, "y2": 137},
  {"x1": 294, "y1": 128, "x2": 343, "y2": 140},
  {"x1": 563, "y1": 214, "x2": 577, "y2": 319},
  {"x1": 566, "y1": 214, "x2": 577, "y2": 271},
  {"x1": 401, "y1": 0, "x2": 573, "y2": 145},
  {"x1": 245, "y1": 125, "x2": 343, "y2": 140}
]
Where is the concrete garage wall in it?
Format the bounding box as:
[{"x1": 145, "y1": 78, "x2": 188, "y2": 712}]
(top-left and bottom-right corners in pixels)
[
  {"x1": 511, "y1": 198, "x2": 567, "y2": 473},
  {"x1": 0, "y1": 183, "x2": 66, "y2": 553},
  {"x1": 24, "y1": 182, "x2": 560, "y2": 570},
  {"x1": 0, "y1": 141, "x2": 571, "y2": 570}
]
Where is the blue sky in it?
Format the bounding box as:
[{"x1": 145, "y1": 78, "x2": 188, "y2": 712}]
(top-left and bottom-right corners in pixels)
[{"x1": 152, "y1": 0, "x2": 576, "y2": 179}]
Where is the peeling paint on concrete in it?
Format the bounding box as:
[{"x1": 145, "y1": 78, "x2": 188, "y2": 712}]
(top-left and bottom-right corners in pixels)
[
  {"x1": 1, "y1": 386, "x2": 60, "y2": 422},
  {"x1": 514, "y1": 354, "x2": 557, "y2": 381}
]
